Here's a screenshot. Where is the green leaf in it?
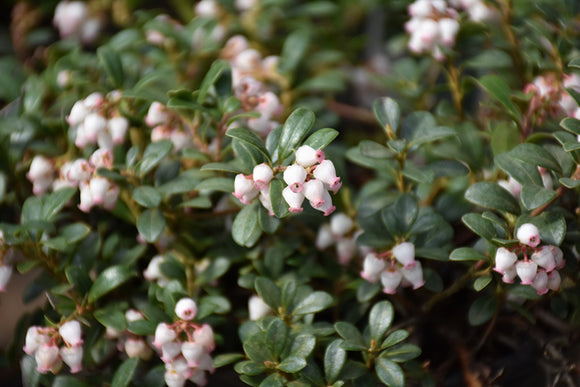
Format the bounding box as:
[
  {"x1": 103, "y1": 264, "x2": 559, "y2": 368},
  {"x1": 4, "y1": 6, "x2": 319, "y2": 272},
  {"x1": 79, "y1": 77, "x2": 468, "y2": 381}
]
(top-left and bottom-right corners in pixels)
[
  {"x1": 232, "y1": 202, "x2": 262, "y2": 247},
  {"x1": 94, "y1": 307, "x2": 127, "y2": 331},
  {"x1": 111, "y1": 358, "x2": 139, "y2": 387},
  {"x1": 53, "y1": 376, "x2": 88, "y2": 387},
  {"x1": 201, "y1": 162, "x2": 246, "y2": 174},
  {"x1": 180, "y1": 197, "x2": 212, "y2": 209},
  {"x1": 495, "y1": 152, "x2": 543, "y2": 186},
  {"x1": 196, "y1": 177, "x2": 234, "y2": 193},
  {"x1": 289, "y1": 334, "x2": 316, "y2": 359},
  {"x1": 61, "y1": 223, "x2": 91, "y2": 244},
  {"x1": 375, "y1": 358, "x2": 405, "y2": 387},
  {"x1": 278, "y1": 108, "x2": 316, "y2": 161},
  {"x1": 490, "y1": 121, "x2": 520, "y2": 157},
  {"x1": 255, "y1": 277, "x2": 282, "y2": 311},
  {"x1": 477, "y1": 74, "x2": 521, "y2": 118},
  {"x1": 409, "y1": 126, "x2": 456, "y2": 148},
  {"x1": 137, "y1": 208, "x2": 166, "y2": 243},
  {"x1": 461, "y1": 213, "x2": 497, "y2": 241},
  {"x1": 88, "y1": 265, "x2": 136, "y2": 303},
  {"x1": 213, "y1": 353, "x2": 245, "y2": 368},
  {"x1": 65, "y1": 265, "x2": 92, "y2": 295},
  {"x1": 268, "y1": 179, "x2": 289, "y2": 218},
  {"x1": 292, "y1": 291, "x2": 333, "y2": 316},
  {"x1": 198, "y1": 59, "x2": 229, "y2": 103},
  {"x1": 359, "y1": 140, "x2": 394, "y2": 159},
  {"x1": 559, "y1": 177, "x2": 580, "y2": 188},
  {"x1": 381, "y1": 343, "x2": 421, "y2": 362},
  {"x1": 373, "y1": 97, "x2": 401, "y2": 135},
  {"x1": 509, "y1": 143, "x2": 561, "y2": 173},
  {"x1": 335, "y1": 322, "x2": 366, "y2": 351},
  {"x1": 138, "y1": 140, "x2": 173, "y2": 177},
  {"x1": 233, "y1": 138, "x2": 268, "y2": 173},
  {"x1": 235, "y1": 360, "x2": 268, "y2": 375},
  {"x1": 259, "y1": 206, "x2": 281, "y2": 234},
  {"x1": 259, "y1": 373, "x2": 286, "y2": 387},
  {"x1": 303, "y1": 128, "x2": 339, "y2": 150},
  {"x1": 278, "y1": 356, "x2": 307, "y2": 373},
  {"x1": 560, "y1": 117, "x2": 580, "y2": 135},
  {"x1": 380, "y1": 330, "x2": 409, "y2": 350},
  {"x1": 278, "y1": 29, "x2": 310, "y2": 75},
  {"x1": 226, "y1": 128, "x2": 271, "y2": 162},
  {"x1": 449, "y1": 247, "x2": 489, "y2": 262},
  {"x1": 381, "y1": 194, "x2": 418, "y2": 235},
  {"x1": 324, "y1": 339, "x2": 346, "y2": 384},
  {"x1": 568, "y1": 58, "x2": 580, "y2": 68},
  {"x1": 465, "y1": 182, "x2": 520, "y2": 214},
  {"x1": 474, "y1": 274, "x2": 492, "y2": 291},
  {"x1": 464, "y1": 49, "x2": 512, "y2": 69},
  {"x1": 132, "y1": 186, "x2": 162, "y2": 208},
  {"x1": 196, "y1": 257, "x2": 230, "y2": 285},
  {"x1": 98, "y1": 46, "x2": 124, "y2": 88},
  {"x1": 127, "y1": 319, "x2": 157, "y2": 336},
  {"x1": 368, "y1": 301, "x2": 394, "y2": 342},
  {"x1": 468, "y1": 295, "x2": 497, "y2": 326},
  {"x1": 520, "y1": 184, "x2": 557, "y2": 210},
  {"x1": 402, "y1": 162, "x2": 434, "y2": 184},
  {"x1": 266, "y1": 318, "x2": 288, "y2": 360},
  {"x1": 42, "y1": 188, "x2": 76, "y2": 221}
]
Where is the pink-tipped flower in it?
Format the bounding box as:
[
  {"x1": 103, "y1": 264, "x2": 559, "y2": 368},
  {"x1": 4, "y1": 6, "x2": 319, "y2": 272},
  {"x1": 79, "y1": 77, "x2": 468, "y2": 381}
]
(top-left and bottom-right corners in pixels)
[
  {"x1": 360, "y1": 253, "x2": 385, "y2": 283},
  {"x1": 153, "y1": 322, "x2": 177, "y2": 349},
  {"x1": 181, "y1": 341, "x2": 205, "y2": 367},
  {"x1": 282, "y1": 186, "x2": 304, "y2": 213},
  {"x1": 295, "y1": 145, "x2": 325, "y2": 168},
  {"x1": 400, "y1": 261, "x2": 425, "y2": 289},
  {"x1": 438, "y1": 18, "x2": 459, "y2": 45},
  {"x1": 233, "y1": 174, "x2": 259, "y2": 204},
  {"x1": 175, "y1": 298, "x2": 197, "y2": 321},
  {"x1": 60, "y1": 345, "x2": 83, "y2": 373},
  {"x1": 27, "y1": 155, "x2": 54, "y2": 182},
  {"x1": 381, "y1": 269, "x2": 403, "y2": 294},
  {"x1": 161, "y1": 341, "x2": 182, "y2": 363},
  {"x1": 145, "y1": 102, "x2": 170, "y2": 127},
  {"x1": 252, "y1": 163, "x2": 273, "y2": 190},
  {"x1": 392, "y1": 242, "x2": 415, "y2": 267},
  {"x1": 102, "y1": 184, "x2": 119, "y2": 211},
  {"x1": 233, "y1": 48, "x2": 262, "y2": 72},
  {"x1": 87, "y1": 176, "x2": 111, "y2": 205},
  {"x1": 531, "y1": 246, "x2": 556, "y2": 272},
  {"x1": 164, "y1": 369, "x2": 186, "y2": 387},
  {"x1": 283, "y1": 164, "x2": 307, "y2": 193},
  {"x1": 108, "y1": 116, "x2": 129, "y2": 144},
  {"x1": 124, "y1": 337, "x2": 152, "y2": 360},
  {"x1": 550, "y1": 246, "x2": 565, "y2": 269},
  {"x1": 502, "y1": 264, "x2": 517, "y2": 284},
  {"x1": 516, "y1": 261, "x2": 538, "y2": 285},
  {"x1": 83, "y1": 113, "x2": 107, "y2": 142},
  {"x1": 23, "y1": 326, "x2": 49, "y2": 355},
  {"x1": 547, "y1": 270, "x2": 561, "y2": 291},
  {"x1": 89, "y1": 149, "x2": 113, "y2": 169},
  {"x1": 313, "y1": 190, "x2": 336, "y2": 216},
  {"x1": 59, "y1": 320, "x2": 83, "y2": 347},
  {"x1": 330, "y1": 213, "x2": 353, "y2": 237},
  {"x1": 35, "y1": 343, "x2": 60, "y2": 374},
  {"x1": 248, "y1": 295, "x2": 271, "y2": 321},
  {"x1": 516, "y1": 223, "x2": 540, "y2": 247},
  {"x1": 255, "y1": 92, "x2": 282, "y2": 119},
  {"x1": 0, "y1": 264, "x2": 13, "y2": 292},
  {"x1": 303, "y1": 179, "x2": 326, "y2": 208},
  {"x1": 494, "y1": 247, "x2": 518, "y2": 274},
  {"x1": 193, "y1": 324, "x2": 215, "y2": 352},
  {"x1": 532, "y1": 270, "x2": 549, "y2": 295},
  {"x1": 53, "y1": 1, "x2": 88, "y2": 38},
  {"x1": 78, "y1": 182, "x2": 94, "y2": 212},
  {"x1": 259, "y1": 184, "x2": 274, "y2": 216},
  {"x1": 143, "y1": 255, "x2": 169, "y2": 283},
  {"x1": 315, "y1": 224, "x2": 334, "y2": 250},
  {"x1": 67, "y1": 159, "x2": 92, "y2": 183},
  {"x1": 67, "y1": 100, "x2": 90, "y2": 126}
]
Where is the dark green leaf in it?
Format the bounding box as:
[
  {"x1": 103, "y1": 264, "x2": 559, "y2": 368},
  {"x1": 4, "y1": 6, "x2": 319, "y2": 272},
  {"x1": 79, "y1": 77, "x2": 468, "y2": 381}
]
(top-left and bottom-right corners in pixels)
[
  {"x1": 65, "y1": 265, "x2": 92, "y2": 295},
  {"x1": 132, "y1": 186, "x2": 162, "y2": 208},
  {"x1": 61, "y1": 223, "x2": 91, "y2": 244},
  {"x1": 259, "y1": 373, "x2": 286, "y2": 387},
  {"x1": 278, "y1": 356, "x2": 307, "y2": 373},
  {"x1": 267, "y1": 318, "x2": 288, "y2": 359},
  {"x1": 278, "y1": 108, "x2": 315, "y2": 161},
  {"x1": 111, "y1": 358, "x2": 139, "y2": 387},
  {"x1": 234, "y1": 360, "x2": 268, "y2": 375},
  {"x1": 375, "y1": 358, "x2": 405, "y2": 387},
  {"x1": 520, "y1": 184, "x2": 557, "y2": 210},
  {"x1": 474, "y1": 274, "x2": 492, "y2": 291},
  {"x1": 409, "y1": 126, "x2": 456, "y2": 148},
  {"x1": 88, "y1": 265, "x2": 137, "y2": 303},
  {"x1": 232, "y1": 202, "x2": 262, "y2": 247},
  {"x1": 402, "y1": 162, "x2": 434, "y2": 184},
  {"x1": 560, "y1": 117, "x2": 580, "y2": 135},
  {"x1": 559, "y1": 177, "x2": 580, "y2": 188},
  {"x1": 449, "y1": 247, "x2": 489, "y2": 262},
  {"x1": 278, "y1": 29, "x2": 310, "y2": 75},
  {"x1": 380, "y1": 330, "x2": 409, "y2": 350},
  {"x1": 94, "y1": 307, "x2": 127, "y2": 331},
  {"x1": 303, "y1": 128, "x2": 339, "y2": 150},
  {"x1": 477, "y1": 74, "x2": 521, "y2": 118},
  {"x1": 98, "y1": 46, "x2": 124, "y2": 88},
  {"x1": 227, "y1": 128, "x2": 271, "y2": 162},
  {"x1": 335, "y1": 322, "x2": 366, "y2": 351},
  {"x1": 324, "y1": 339, "x2": 346, "y2": 384},
  {"x1": 381, "y1": 343, "x2": 421, "y2": 362},
  {"x1": 42, "y1": 188, "x2": 76, "y2": 221},
  {"x1": 201, "y1": 162, "x2": 246, "y2": 174},
  {"x1": 510, "y1": 143, "x2": 561, "y2": 173},
  {"x1": 255, "y1": 277, "x2": 282, "y2": 311},
  {"x1": 289, "y1": 334, "x2": 315, "y2": 359},
  {"x1": 213, "y1": 353, "x2": 245, "y2": 368},
  {"x1": 180, "y1": 197, "x2": 212, "y2": 208},
  {"x1": 468, "y1": 295, "x2": 497, "y2": 326},
  {"x1": 196, "y1": 177, "x2": 234, "y2": 193},
  {"x1": 292, "y1": 291, "x2": 333, "y2": 316},
  {"x1": 368, "y1": 301, "x2": 394, "y2": 342},
  {"x1": 465, "y1": 182, "x2": 520, "y2": 214},
  {"x1": 137, "y1": 208, "x2": 166, "y2": 243},
  {"x1": 373, "y1": 97, "x2": 400, "y2": 135},
  {"x1": 495, "y1": 152, "x2": 543, "y2": 186},
  {"x1": 138, "y1": 140, "x2": 173, "y2": 177},
  {"x1": 233, "y1": 138, "x2": 268, "y2": 173},
  {"x1": 198, "y1": 59, "x2": 229, "y2": 103}
]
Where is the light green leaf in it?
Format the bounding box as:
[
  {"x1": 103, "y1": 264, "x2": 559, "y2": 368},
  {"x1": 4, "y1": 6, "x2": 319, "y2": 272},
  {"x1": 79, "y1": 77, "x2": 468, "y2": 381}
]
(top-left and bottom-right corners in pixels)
[
  {"x1": 278, "y1": 108, "x2": 315, "y2": 161},
  {"x1": 137, "y1": 208, "x2": 166, "y2": 243},
  {"x1": 198, "y1": 59, "x2": 229, "y2": 103},
  {"x1": 278, "y1": 356, "x2": 307, "y2": 373},
  {"x1": 292, "y1": 291, "x2": 333, "y2": 316},
  {"x1": 98, "y1": 46, "x2": 124, "y2": 88},
  {"x1": 324, "y1": 339, "x2": 346, "y2": 384},
  {"x1": 373, "y1": 97, "x2": 401, "y2": 135},
  {"x1": 138, "y1": 140, "x2": 173, "y2": 177},
  {"x1": 477, "y1": 74, "x2": 521, "y2": 118},
  {"x1": 278, "y1": 29, "x2": 310, "y2": 75},
  {"x1": 449, "y1": 247, "x2": 489, "y2": 262},
  {"x1": 195, "y1": 177, "x2": 234, "y2": 193},
  {"x1": 474, "y1": 274, "x2": 492, "y2": 291},
  {"x1": 375, "y1": 358, "x2": 405, "y2": 387},
  {"x1": 368, "y1": 301, "x2": 394, "y2": 342},
  {"x1": 303, "y1": 128, "x2": 339, "y2": 150},
  {"x1": 132, "y1": 186, "x2": 162, "y2": 208}
]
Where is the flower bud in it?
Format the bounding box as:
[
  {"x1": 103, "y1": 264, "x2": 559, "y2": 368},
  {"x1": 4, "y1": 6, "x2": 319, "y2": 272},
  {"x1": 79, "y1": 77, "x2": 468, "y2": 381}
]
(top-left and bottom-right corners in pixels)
[
  {"x1": 234, "y1": 49, "x2": 262, "y2": 72},
  {"x1": 516, "y1": 261, "x2": 538, "y2": 285},
  {"x1": 313, "y1": 160, "x2": 342, "y2": 193},
  {"x1": 516, "y1": 223, "x2": 540, "y2": 247},
  {"x1": 547, "y1": 270, "x2": 561, "y2": 291},
  {"x1": 550, "y1": 246, "x2": 565, "y2": 269},
  {"x1": 259, "y1": 184, "x2": 274, "y2": 216},
  {"x1": 255, "y1": 92, "x2": 281, "y2": 119},
  {"x1": 438, "y1": 18, "x2": 459, "y2": 45},
  {"x1": 164, "y1": 369, "x2": 186, "y2": 387},
  {"x1": 103, "y1": 183, "x2": 120, "y2": 211},
  {"x1": 23, "y1": 327, "x2": 49, "y2": 355},
  {"x1": 89, "y1": 149, "x2": 113, "y2": 169},
  {"x1": 145, "y1": 102, "x2": 170, "y2": 127},
  {"x1": 193, "y1": 324, "x2": 215, "y2": 352},
  {"x1": 53, "y1": 1, "x2": 88, "y2": 38},
  {"x1": 87, "y1": 176, "x2": 111, "y2": 205},
  {"x1": 392, "y1": 242, "x2": 415, "y2": 267},
  {"x1": 315, "y1": 224, "x2": 334, "y2": 250},
  {"x1": 252, "y1": 163, "x2": 273, "y2": 190},
  {"x1": 303, "y1": 179, "x2": 326, "y2": 208},
  {"x1": 153, "y1": 322, "x2": 177, "y2": 349},
  {"x1": 67, "y1": 159, "x2": 92, "y2": 183},
  {"x1": 336, "y1": 238, "x2": 357, "y2": 265},
  {"x1": 124, "y1": 337, "x2": 152, "y2": 360},
  {"x1": 360, "y1": 253, "x2": 385, "y2": 283},
  {"x1": 83, "y1": 92, "x2": 104, "y2": 109},
  {"x1": 531, "y1": 270, "x2": 549, "y2": 295},
  {"x1": 108, "y1": 117, "x2": 129, "y2": 144},
  {"x1": 0, "y1": 264, "x2": 13, "y2": 292},
  {"x1": 181, "y1": 341, "x2": 205, "y2": 367},
  {"x1": 248, "y1": 295, "x2": 271, "y2": 320},
  {"x1": 27, "y1": 155, "x2": 54, "y2": 181},
  {"x1": 59, "y1": 320, "x2": 83, "y2": 347},
  {"x1": 282, "y1": 186, "x2": 304, "y2": 213},
  {"x1": 531, "y1": 246, "x2": 556, "y2": 272},
  {"x1": 494, "y1": 247, "x2": 518, "y2": 274},
  {"x1": 67, "y1": 100, "x2": 89, "y2": 126},
  {"x1": 60, "y1": 345, "x2": 83, "y2": 373},
  {"x1": 175, "y1": 298, "x2": 197, "y2": 321},
  {"x1": 283, "y1": 164, "x2": 307, "y2": 193},
  {"x1": 83, "y1": 113, "x2": 107, "y2": 142},
  {"x1": 400, "y1": 261, "x2": 425, "y2": 289},
  {"x1": 295, "y1": 145, "x2": 324, "y2": 168},
  {"x1": 35, "y1": 343, "x2": 60, "y2": 374},
  {"x1": 233, "y1": 174, "x2": 259, "y2": 204},
  {"x1": 144, "y1": 255, "x2": 166, "y2": 282},
  {"x1": 381, "y1": 269, "x2": 403, "y2": 294},
  {"x1": 330, "y1": 213, "x2": 353, "y2": 237}
]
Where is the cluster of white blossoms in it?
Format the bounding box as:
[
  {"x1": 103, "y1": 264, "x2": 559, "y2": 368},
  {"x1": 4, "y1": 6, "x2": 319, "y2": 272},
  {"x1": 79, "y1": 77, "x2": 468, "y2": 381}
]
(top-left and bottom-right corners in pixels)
[
  {"x1": 104, "y1": 309, "x2": 153, "y2": 361},
  {"x1": 222, "y1": 35, "x2": 283, "y2": 136},
  {"x1": 360, "y1": 242, "x2": 425, "y2": 294},
  {"x1": 233, "y1": 145, "x2": 342, "y2": 216},
  {"x1": 449, "y1": 0, "x2": 497, "y2": 23},
  {"x1": 145, "y1": 102, "x2": 193, "y2": 152},
  {"x1": 494, "y1": 223, "x2": 564, "y2": 295},
  {"x1": 524, "y1": 73, "x2": 580, "y2": 124},
  {"x1": 53, "y1": 1, "x2": 102, "y2": 44},
  {"x1": 405, "y1": 0, "x2": 460, "y2": 61},
  {"x1": 23, "y1": 320, "x2": 83, "y2": 374},
  {"x1": 153, "y1": 298, "x2": 216, "y2": 387},
  {"x1": 316, "y1": 213, "x2": 363, "y2": 265}
]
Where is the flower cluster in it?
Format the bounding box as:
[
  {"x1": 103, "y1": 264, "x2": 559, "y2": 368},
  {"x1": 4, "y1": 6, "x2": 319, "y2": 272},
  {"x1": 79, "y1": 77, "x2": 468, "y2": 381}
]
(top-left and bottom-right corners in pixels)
[
  {"x1": 145, "y1": 102, "x2": 193, "y2": 152},
  {"x1": 23, "y1": 320, "x2": 83, "y2": 374},
  {"x1": 405, "y1": 0, "x2": 460, "y2": 61},
  {"x1": 316, "y1": 213, "x2": 363, "y2": 265},
  {"x1": 524, "y1": 73, "x2": 580, "y2": 124},
  {"x1": 494, "y1": 223, "x2": 564, "y2": 295},
  {"x1": 53, "y1": 1, "x2": 102, "y2": 44},
  {"x1": 360, "y1": 242, "x2": 425, "y2": 294},
  {"x1": 153, "y1": 298, "x2": 215, "y2": 387},
  {"x1": 104, "y1": 309, "x2": 153, "y2": 360},
  {"x1": 450, "y1": 0, "x2": 497, "y2": 22}
]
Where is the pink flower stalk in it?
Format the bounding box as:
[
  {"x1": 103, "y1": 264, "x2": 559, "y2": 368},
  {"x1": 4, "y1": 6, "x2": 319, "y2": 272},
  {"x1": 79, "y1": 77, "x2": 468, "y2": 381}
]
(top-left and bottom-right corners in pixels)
[
  {"x1": 494, "y1": 247, "x2": 518, "y2": 274},
  {"x1": 283, "y1": 164, "x2": 307, "y2": 193},
  {"x1": 516, "y1": 223, "x2": 540, "y2": 248},
  {"x1": 295, "y1": 145, "x2": 325, "y2": 168},
  {"x1": 381, "y1": 269, "x2": 403, "y2": 294},
  {"x1": 282, "y1": 186, "x2": 304, "y2": 213},
  {"x1": 516, "y1": 261, "x2": 538, "y2": 285},
  {"x1": 175, "y1": 298, "x2": 197, "y2": 321}
]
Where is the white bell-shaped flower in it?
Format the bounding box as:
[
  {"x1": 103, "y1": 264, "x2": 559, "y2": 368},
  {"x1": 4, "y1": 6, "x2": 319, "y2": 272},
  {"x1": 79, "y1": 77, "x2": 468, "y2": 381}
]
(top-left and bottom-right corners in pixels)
[
  {"x1": 516, "y1": 261, "x2": 538, "y2": 285},
  {"x1": 193, "y1": 324, "x2": 215, "y2": 352},
  {"x1": 175, "y1": 298, "x2": 197, "y2": 321},
  {"x1": 550, "y1": 246, "x2": 565, "y2": 269},
  {"x1": 283, "y1": 164, "x2": 307, "y2": 193},
  {"x1": 35, "y1": 343, "x2": 60, "y2": 374},
  {"x1": 315, "y1": 224, "x2": 334, "y2": 250},
  {"x1": 83, "y1": 113, "x2": 107, "y2": 142},
  {"x1": 0, "y1": 264, "x2": 13, "y2": 292},
  {"x1": 516, "y1": 223, "x2": 540, "y2": 247},
  {"x1": 531, "y1": 246, "x2": 556, "y2": 272},
  {"x1": 67, "y1": 159, "x2": 92, "y2": 183},
  {"x1": 59, "y1": 320, "x2": 83, "y2": 347},
  {"x1": 438, "y1": 18, "x2": 459, "y2": 45},
  {"x1": 400, "y1": 261, "x2": 425, "y2": 289},
  {"x1": 60, "y1": 345, "x2": 83, "y2": 373},
  {"x1": 87, "y1": 176, "x2": 111, "y2": 205},
  {"x1": 252, "y1": 163, "x2": 273, "y2": 190},
  {"x1": 313, "y1": 160, "x2": 342, "y2": 193},
  {"x1": 161, "y1": 341, "x2": 182, "y2": 363},
  {"x1": 67, "y1": 100, "x2": 89, "y2": 126},
  {"x1": 233, "y1": 174, "x2": 259, "y2": 204},
  {"x1": 360, "y1": 253, "x2": 385, "y2": 283},
  {"x1": 532, "y1": 270, "x2": 549, "y2": 295},
  {"x1": 181, "y1": 341, "x2": 205, "y2": 367},
  {"x1": 248, "y1": 295, "x2": 272, "y2": 321},
  {"x1": 392, "y1": 242, "x2": 415, "y2": 267},
  {"x1": 89, "y1": 149, "x2": 113, "y2": 169},
  {"x1": 502, "y1": 264, "x2": 517, "y2": 284},
  {"x1": 295, "y1": 145, "x2": 325, "y2": 168},
  {"x1": 547, "y1": 270, "x2": 561, "y2": 291},
  {"x1": 330, "y1": 213, "x2": 353, "y2": 237},
  {"x1": 494, "y1": 247, "x2": 518, "y2": 274},
  {"x1": 145, "y1": 102, "x2": 170, "y2": 127},
  {"x1": 164, "y1": 369, "x2": 186, "y2": 387},
  {"x1": 313, "y1": 190, "x2": 336, "y2": 216},
  {"x1": 108, "y1": 116, "x2": 129, "y2": 144},
  {"x1": 336, "y1": 238, "x2": 357, "y2": 265},
  {"x1": 381, "y1": 269, "x2": 403, "y2": 294},
  {"x1": 153, "y1": 322, "x2": 177, "y2": 349},
  {"x1": 124, "y1": 337, "x2": 151, "y2": 360},
  {"x1": 282, "y1": 186, "x2": 304, "y2": 213},
  {"x1": 23, "y1": 326, "x2": 49, "y2": 355},
  {"x1": 303, "y1": 179, "x2": 326, "y2": 208}
]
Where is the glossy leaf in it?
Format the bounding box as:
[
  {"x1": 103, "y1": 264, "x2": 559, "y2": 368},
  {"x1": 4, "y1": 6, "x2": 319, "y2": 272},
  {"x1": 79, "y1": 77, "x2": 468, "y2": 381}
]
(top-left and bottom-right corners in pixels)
[
  {"x1": 226, "y1": 128, "x2": 271, "y2": 162},
  {"x1": 88, "y1": 265, "x2": 136, "y2": 303},
  {"x1": 111, "y1": 358, "x2": 139, "y2": 387},
  {"x1": 278, "y1": 356, "x2": 307, "y2": 373},
  {"x1": 495, "y1": 152, "x2": 543, "y2": 186},
  {"x1": 293, "y1": 291, "x2": 333, "y2": 316},
  {"x1": 195, "y1": 177, "x2": 234, "y2": 193},
  {"x1": 449, "y1": 247, "x2": 489, "y2": 262},
  {"x1": 461, "y1": 213, "x2": 497, "y2": 241},
  {"x1": 520, "y1": 184, "x2": 557, "y2": 210},
  {"x1": 375, "y1": 358, "x2": 404, "y2": 387},
  {"x1": 42, "y1": 188, "x2": 76, "y2": 221},
  {"x1": 465, "y1": 182, "x2": 520, "y2": 214},
  {"x1": 269, "y1": 178, "x2": 289, "y2": 218},
  {"x1": 509, "y1": 143, "x2": 561, "y2": 173},
  {"x1": 255, "y1": 277, "x2": 282, "y2": 311},
  {"x1": 137, "y1": 208, "x2": 166, "y2": 243},
  {"x1": 478, "y1": 74, "x2": 521, "y2": 118},
  {"x1": 132, "y1": 186, "x2": 162, "y2": 208},
  {"x1": 303, "y1": 128, "x2": 339, "y2": 150},
  {"x1": 138, "y1": 140, "x2": 173, "y2": 177},
  {"x1": 278, "y1": 108, "x2": 315, "y2": 161},
  {"x1": 278, "y1": 29, "x2": 310, "y2": 75},
  {"x1": 381, "y1": 343, "x2": 421, "y2": 362},
  {"x1": 324, "y1": 339, "x2": 346, "y2": 384},
  {"x1": 368, "y1": 301, "x2": 394, "y2": 342},
  {"x1": 380, "y1": 330, "x2": 409, "y2": 350},
  {"x1": 373, "y1": 97, "x2": 401, "y2": 135},
  {"x1": 232, "y1": 202, "x2": 262, "y2": 247},
  {"x1": 335, "y1": 322, "x2": 366, "y2": 351}
]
